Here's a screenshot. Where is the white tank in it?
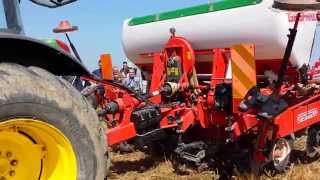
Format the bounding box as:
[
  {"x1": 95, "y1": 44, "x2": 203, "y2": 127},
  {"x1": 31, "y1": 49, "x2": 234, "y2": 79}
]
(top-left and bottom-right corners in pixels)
[{"x1": 122, "y1": 0, "x2": 317, "y2": 68}]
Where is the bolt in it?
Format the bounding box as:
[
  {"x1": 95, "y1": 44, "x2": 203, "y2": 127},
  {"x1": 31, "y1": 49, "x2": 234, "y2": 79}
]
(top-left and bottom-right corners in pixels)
[
  {"x1": 9, "y1": 170, "x2": 15, "y2": 176},
  {"x1": 10, "y1": 160, "x2": 18, "y2": 166},
  {"x1": 6, "y1": 152, "x2": 12, "y2": 158}
]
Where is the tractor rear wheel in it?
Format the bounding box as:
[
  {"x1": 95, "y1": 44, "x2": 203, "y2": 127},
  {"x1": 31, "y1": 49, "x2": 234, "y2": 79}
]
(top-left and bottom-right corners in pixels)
[{"x1": 0, "y1": 63, "x2": 107, "y2": 180}]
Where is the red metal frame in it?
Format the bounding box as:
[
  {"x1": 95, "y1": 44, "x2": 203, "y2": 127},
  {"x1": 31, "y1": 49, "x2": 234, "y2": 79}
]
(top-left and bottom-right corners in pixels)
[
  {"x1": 85, "y1": 36, "x2": 320, "y2": 169},
  {"x1": 149, "y1": 52, "x2": 164, "y2": 104}
]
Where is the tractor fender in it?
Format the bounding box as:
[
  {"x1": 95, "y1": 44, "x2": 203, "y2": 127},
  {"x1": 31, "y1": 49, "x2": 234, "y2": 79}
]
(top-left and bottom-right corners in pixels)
[{"x1": 0, "y1": 33, "x2": 90, "y2": 76}]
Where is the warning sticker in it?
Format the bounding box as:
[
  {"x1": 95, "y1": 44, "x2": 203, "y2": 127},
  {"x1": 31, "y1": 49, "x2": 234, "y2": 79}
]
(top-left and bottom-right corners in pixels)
[{"x1": 297, "y1": 108, "x2": 318, "y2": 124}]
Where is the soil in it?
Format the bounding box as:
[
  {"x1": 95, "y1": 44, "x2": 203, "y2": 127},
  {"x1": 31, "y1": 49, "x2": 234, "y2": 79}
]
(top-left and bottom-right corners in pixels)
[{"x1": 108, "y1": 136, "x2": 320, "y2": 180}]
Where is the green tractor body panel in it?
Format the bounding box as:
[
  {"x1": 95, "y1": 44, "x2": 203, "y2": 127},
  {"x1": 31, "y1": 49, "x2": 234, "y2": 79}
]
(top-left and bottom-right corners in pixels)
[
  {"x1": 0, "y1": 33, "x2": 90, "y2": 76},
  {"x1": 0, "y1": 0, "x2": 90, "y2": 76}
]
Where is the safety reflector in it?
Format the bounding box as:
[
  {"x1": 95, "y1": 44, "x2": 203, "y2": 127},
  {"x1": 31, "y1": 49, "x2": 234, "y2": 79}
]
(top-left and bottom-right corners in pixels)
[
  {"x1": 231, "y1": 44, "x2": 256, "y2": 99},
  {"x1": 100, "y1": 54, "x2": 113, "y2": 80}
]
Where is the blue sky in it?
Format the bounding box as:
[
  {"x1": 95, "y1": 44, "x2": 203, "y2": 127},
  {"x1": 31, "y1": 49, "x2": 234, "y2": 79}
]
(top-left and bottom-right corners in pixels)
[{"x1": 20, "y1": 0, "x2": 209, "y2": 71}]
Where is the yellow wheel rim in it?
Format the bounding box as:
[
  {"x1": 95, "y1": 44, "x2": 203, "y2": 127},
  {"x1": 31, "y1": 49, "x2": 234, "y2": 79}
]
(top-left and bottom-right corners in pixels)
[{"x1": 0, "y1": 119, "x2": 77, "y2": 180}]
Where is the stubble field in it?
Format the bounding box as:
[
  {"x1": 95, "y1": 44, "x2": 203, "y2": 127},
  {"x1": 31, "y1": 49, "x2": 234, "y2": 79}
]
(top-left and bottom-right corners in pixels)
[{"x1": 108, "y1": 136, "x2": 320, "y2": 180}]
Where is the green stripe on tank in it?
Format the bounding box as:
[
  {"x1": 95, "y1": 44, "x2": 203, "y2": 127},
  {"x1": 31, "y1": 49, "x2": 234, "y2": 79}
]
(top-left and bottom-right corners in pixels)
[{"x1": 129, "y1": 0, "x2": 262, "y2": 26}]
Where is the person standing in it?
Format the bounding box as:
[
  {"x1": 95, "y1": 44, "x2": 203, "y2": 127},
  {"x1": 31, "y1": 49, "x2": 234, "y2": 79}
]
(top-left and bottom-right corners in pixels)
[
  {"x1": 112, "y1": 66, "x2": 123, "y2": 83},
  {"x1": 92, "y1": 59, "x2": 102, "y2": 79},
  {"x1": 140, "y1": 67, "x2": 151, "y2": 94},
  {"x1": 120, "y1": 61, "x2": 129, "y2": 78},
  {"x1": 122, "y1": 68, "x2": 140, "y2": 92}
]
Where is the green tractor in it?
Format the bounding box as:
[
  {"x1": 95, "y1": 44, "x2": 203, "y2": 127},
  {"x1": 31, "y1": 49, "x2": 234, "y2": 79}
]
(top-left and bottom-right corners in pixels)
[{"x1": 0, "y1": 0, "x2": 107, "y2": 179}]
